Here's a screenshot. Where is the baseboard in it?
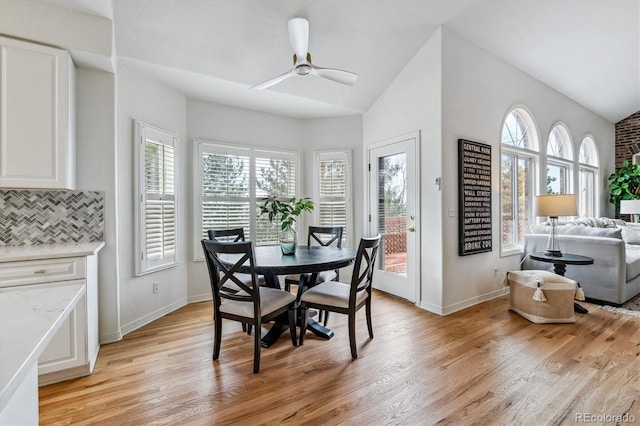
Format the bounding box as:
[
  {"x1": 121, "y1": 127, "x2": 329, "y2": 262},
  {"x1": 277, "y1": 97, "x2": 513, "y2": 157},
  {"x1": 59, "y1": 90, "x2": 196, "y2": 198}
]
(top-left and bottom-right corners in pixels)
[
  {"x1": 417, "y1": 287, "x2": 509, "y2": 316},
  {"x1": 416, "y1": 301, "x2": 444, "y2": 315},
  {"x1": 39, "y1": 365, "x2": 89, "y2": 386},
  {"x1": 188, "y1": 293, "x2": 212, "y2": 304},
  {"x1": 440, "y1": 288, "x2": 506, "y2": 315},
  {"x1": 120, "y1": 297, "x2": 189, "y2": 336},
  {"x1": 99, "y1": 330, "x2": 123, "y2": 344}
]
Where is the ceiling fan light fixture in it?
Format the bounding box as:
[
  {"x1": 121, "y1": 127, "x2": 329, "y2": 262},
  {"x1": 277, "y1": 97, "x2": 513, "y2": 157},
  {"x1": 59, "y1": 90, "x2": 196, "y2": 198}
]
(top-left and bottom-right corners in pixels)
[
  {"x1": 296, "y1": 64, "x2": 311, "y2": 75},
  {"x1": 251, "y1": 17, "x2": 358, "y2": 90}
]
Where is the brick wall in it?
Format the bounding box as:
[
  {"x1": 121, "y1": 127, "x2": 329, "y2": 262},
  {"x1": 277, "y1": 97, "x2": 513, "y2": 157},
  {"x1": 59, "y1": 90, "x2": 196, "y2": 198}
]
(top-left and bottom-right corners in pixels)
[
  {"x1": 615, "y1": 111, "x2": 640, "y2": 168},
  {"x1": 383, "y1": 216, "x2": 406, "y2": 254}
]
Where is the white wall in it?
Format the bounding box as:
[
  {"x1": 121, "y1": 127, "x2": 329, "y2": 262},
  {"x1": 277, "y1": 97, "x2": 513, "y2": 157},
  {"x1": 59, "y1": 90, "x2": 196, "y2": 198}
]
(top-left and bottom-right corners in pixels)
[
  {"x1": 363, "y1": 28, "x2": 444, "y2": 312},
  {"x1": 75, "y1": 68, "x2": 121, "y2": 343},
  {"x1": 439, "y1": 27, "x2": 615, "y2": 313},
  {"x1": 116, "y1": 63, "x2": 189, "y2": 334},
  {"x1": 301, "y1": 115, "x2": 364, "y2": 246}
]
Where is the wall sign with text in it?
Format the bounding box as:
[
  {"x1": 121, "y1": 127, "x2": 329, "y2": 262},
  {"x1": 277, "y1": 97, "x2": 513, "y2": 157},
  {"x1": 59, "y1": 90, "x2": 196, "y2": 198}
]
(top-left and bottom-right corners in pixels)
[{"x1": 458, "y1": 139, "x2": 492, "y2": 255}]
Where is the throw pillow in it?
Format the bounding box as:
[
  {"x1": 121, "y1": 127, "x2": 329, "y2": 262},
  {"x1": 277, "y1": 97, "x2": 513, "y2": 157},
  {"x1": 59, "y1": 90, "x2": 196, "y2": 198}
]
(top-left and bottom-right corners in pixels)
[{"x1": 621, "y1": 226, "x2": 640, "y2": 245}]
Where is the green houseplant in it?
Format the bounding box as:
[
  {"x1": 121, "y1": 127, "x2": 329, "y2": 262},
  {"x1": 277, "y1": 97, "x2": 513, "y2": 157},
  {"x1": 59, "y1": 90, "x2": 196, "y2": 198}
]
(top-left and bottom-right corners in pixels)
[
  {"x1": 608, "y1": 160, "x2": 640, "y2": 211},
  {"x1": 259, "y1": 196, "x2": 314, "y2": 255}
]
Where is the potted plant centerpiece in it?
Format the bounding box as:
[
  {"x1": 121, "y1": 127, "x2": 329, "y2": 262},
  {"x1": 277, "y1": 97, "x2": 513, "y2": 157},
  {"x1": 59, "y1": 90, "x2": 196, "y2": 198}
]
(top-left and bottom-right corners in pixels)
[{"x1": 259, "y1": 196, "x2": 314, "y2": 255}]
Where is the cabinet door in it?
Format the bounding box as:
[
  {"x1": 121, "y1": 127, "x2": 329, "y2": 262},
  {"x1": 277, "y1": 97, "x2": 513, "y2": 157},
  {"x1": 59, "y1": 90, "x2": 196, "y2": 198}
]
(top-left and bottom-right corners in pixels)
[
  {"x1": 0, "y1": 36, "x2": 75, "y2": 189},
  {"x1": 38, "y1": 279, "x2": 87, "y2": 376}
]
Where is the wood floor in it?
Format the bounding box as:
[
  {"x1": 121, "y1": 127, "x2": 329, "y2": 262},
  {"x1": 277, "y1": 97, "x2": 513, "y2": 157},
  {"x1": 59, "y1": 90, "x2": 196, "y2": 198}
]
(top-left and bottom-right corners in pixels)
[{"x1": 39, "y1": 291, "x2": 640, "y2": 425}]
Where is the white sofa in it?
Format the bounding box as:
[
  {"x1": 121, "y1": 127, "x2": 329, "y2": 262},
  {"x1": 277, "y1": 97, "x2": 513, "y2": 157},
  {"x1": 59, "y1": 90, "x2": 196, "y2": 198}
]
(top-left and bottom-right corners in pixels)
[{"x1": 522, "y1": 219, "x2": 640, "y2": 305}]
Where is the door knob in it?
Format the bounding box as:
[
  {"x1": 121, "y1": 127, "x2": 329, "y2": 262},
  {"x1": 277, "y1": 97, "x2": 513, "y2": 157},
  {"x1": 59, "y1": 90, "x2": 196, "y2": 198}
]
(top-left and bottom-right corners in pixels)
[
  {"x1": 407, "y1": 226, "x2": 415, "y2": 232},
  {"x1": 410, "y1": 214, "x2": 415, "y2": 220}
]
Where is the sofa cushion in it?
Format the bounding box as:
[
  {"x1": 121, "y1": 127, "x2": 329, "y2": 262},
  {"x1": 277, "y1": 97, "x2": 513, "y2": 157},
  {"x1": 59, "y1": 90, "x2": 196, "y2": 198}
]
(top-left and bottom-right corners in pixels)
[
  {"x1": 565, "y1": 217, "x2": 620, "y2": 228},
  {"x1": 528, "y1": 224, "x2": 623, "y2": 239},
  {"x1": 625, "y1": 245, "x2": 640, "y2": 281}
]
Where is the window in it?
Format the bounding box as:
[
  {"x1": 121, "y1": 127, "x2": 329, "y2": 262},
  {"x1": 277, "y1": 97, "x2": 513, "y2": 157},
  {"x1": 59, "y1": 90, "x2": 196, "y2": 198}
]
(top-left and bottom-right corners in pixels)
[
  {"x1": 194, "y1": 140, "x2": 298, "y2": 259},
  {"x1": 314, "y1": 150, "x2": 352, "y2": 247},
  {"x1": 546, "y1": 124, "x2": 573, "y2": 195},
  {"x1": 501, "y1": 108, "x2": 539, "y2": 254},
  {"x1": 134, "y1": 121, "x2": 178, "y2": 275},
  {"x1": 579, "y1": 136, "x2": 599, "y2": 217}
]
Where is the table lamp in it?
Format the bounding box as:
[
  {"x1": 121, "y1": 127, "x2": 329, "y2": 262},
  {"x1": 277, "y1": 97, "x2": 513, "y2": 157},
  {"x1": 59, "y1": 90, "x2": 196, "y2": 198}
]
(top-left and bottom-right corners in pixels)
[
  {"x1": 535, "y1": 194, "x2": 577, "y2": 257},
  {"x1": 620, "y1": 199, "x2": 640, "y2": 223}
]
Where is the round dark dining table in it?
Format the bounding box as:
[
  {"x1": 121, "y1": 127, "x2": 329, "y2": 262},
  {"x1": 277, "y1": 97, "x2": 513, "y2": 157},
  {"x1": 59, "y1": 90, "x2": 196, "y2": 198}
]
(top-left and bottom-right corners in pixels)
[{"x1": 217, "y1": 244, "x2": 357, "y2": 347}]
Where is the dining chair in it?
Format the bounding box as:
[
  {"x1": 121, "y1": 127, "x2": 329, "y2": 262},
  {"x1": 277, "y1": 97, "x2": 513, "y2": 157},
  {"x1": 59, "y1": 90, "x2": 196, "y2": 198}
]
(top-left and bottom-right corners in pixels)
[
  {"x1": 283, "y1": 226, "x2": 343, "y2": 288},
  {"x1": 208, "y1": 228, "x2": 266, "y2": 335},
  {"x1": 207, "y1": 228, "x2": 266, "y2": 288},
  {"x1": 298, "y1": 235, "x2": 381, "y2": 359},
  {"x1": 284, "y1": 226, "x2": 343, "y2": 325},
  {"x1": 201, "y1": 239, "x2": 297, "y2": 373}
]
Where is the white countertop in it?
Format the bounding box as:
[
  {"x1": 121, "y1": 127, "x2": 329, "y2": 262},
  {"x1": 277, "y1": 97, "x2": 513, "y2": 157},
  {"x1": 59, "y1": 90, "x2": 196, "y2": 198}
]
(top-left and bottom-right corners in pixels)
[
  {"x1": 0, "y1": 282, "x2": 85, "y2": 411},
  {"x1": 0, "y1": 242, "x2": 105, "y2": 263}
]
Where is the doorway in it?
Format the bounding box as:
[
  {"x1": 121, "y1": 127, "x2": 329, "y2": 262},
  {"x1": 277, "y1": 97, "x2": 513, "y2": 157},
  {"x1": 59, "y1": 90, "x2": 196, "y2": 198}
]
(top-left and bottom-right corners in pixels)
[{"x1": 368, "y1": 132, "x2": 420, "y2": 302}]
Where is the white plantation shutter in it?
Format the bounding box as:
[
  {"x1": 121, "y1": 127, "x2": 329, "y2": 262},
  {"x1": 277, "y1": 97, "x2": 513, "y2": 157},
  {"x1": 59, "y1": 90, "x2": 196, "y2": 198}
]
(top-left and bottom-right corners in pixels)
[
  {"x1": 200, "y1": 148, "x2": 251, "y2": 240},
  {"x1": 135, "y1": 121, "x2": 179, "y2": 275},
  {"x1": 194, "y1": 141, "x2": 299, "y2": 259},
  {"x1": 255, "y1": 150, "x2": 297, "y2": 245},
  {"x1": 315, "y1": 151, "x2": 351, "y2": 247}
]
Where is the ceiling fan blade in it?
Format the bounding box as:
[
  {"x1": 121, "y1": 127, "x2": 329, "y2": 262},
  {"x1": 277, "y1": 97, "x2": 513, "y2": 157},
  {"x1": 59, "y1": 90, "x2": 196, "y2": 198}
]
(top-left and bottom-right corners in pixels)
[
  {"x1": 251, "y1": 69, "x2": 295, "y2": 90},
  {"x1": 288, "y1": 17, "x2": 309, "y2": 61},
  {"x1": 311, "y1": 66, "x2": 358, "y2": 86}
]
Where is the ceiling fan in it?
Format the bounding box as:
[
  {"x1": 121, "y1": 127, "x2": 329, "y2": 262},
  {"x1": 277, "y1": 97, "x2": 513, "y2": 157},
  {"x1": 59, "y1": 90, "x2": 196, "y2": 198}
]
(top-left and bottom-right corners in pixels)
[{"x1": 251, "y1": 17, "x2": 358, "y2": 90}]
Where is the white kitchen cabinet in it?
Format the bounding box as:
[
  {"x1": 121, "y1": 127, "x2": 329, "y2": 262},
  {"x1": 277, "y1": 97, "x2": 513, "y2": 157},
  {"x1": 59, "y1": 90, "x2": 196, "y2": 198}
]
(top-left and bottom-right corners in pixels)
[
  {"x1": 0, "y1": 245, "x2": 102, "y2": 385},
  {"x1": 0, "y1": 36, "x2": 76, "y2": 190}
]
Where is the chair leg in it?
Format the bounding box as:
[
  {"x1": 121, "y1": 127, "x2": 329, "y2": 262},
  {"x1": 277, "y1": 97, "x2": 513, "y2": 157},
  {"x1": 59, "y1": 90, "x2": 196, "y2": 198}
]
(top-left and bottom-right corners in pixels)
[
  {"x1": 253, "y1": 320, "x2": 261, "y2": 373},
  {"x1": 213, "y1": 315, "x2": 222, "y2": 360},
  {"x1": 323, "y1": 311, "x2": 330, "y2": 326},
  {"x1": 366, "y1": 298, "x2": 374, "y2": 339},
  {"x1": 242, "y1": 323, "x2": 247, "y2": 332},
  {"x1": 348, "y1": 312, "x2": 357, "y2": 359},
  {"x1": 288, "y1": 308, "x2": 297, "y2": 347},
  {"x1": 247, "y1": 324, "x2": 252, "y2": 335},
  {"x1": 299, "y1": 306, "x2": 309, "y2": 345}
]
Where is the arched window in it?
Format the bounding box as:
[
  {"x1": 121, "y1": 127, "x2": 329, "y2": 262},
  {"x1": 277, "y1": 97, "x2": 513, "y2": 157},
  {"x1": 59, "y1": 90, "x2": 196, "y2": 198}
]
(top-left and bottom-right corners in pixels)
[
  {"x1": 546, "y1": 124, "x2": 573, "y2": 195},
  {"x1": 501, "y1": 108, "x2": 539, "y2": 254},
  {"x1": 578, "y1": 136, "x2": 599, "y2": 217}
]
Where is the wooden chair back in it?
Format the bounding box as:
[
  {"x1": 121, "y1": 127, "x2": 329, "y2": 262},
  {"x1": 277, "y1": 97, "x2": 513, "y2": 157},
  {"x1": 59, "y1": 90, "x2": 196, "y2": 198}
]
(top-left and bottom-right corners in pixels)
[
  {"x1": 308, "y1": 226, "x2": 343, "y2": 248},
  {"x1": 201, "y1": 240, "x2": 260, "y2": 316},
  {"x1": 349, "y1": 235, "x2": 381, "y2": 305},
  {"x1": 207, "y1": 228, "x2": 246, "y2": 243}
]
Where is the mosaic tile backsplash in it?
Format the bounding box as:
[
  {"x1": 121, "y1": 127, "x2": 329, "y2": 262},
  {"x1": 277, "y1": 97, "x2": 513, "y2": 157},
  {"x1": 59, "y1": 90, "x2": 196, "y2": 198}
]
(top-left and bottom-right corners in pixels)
[{"x1": 0, "y1": 190, "x2": 104, "y2": 246}]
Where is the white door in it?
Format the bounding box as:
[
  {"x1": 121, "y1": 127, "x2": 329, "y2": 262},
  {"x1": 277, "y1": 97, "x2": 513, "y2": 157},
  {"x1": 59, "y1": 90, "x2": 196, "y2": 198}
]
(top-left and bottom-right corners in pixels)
[{"x1": 368, "y1": 133, "x2": 420, "y2": 302}]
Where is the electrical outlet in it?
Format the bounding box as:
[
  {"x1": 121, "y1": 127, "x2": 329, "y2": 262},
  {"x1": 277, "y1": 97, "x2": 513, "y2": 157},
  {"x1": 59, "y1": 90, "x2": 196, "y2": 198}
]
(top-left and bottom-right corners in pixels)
[
  {"x1": 448, "y1": 208, "x2": 455, "y2": 217},
  {"x1": 152, "y1": 281, "x2": 159, "y2": 294}
]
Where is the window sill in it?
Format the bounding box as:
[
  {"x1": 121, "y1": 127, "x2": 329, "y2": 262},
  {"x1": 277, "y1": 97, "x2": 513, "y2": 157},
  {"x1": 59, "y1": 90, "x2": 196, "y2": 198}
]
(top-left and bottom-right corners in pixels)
[
  {"x1": 135, "y1": 262, "x2": 178, "y2": 277},
  {"x1": 500, "y1": 246, "x2": 523, "y2": 258}
]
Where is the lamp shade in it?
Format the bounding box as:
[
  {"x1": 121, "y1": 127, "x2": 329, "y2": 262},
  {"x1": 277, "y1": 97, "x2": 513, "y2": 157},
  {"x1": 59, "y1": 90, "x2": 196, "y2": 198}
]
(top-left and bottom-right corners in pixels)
[
  {"x1": 535, "y1": 194, "x2": 578, "y2": 217},
  {"x1": 620, "y1": 199, "x2": 640, "y2": 214}
]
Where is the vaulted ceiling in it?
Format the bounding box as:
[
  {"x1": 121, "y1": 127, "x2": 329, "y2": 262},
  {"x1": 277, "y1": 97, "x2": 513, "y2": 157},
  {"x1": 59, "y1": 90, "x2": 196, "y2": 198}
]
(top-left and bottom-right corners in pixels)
[{"x1": 45, "y1": 0, "x2": 640, "y2": 123}]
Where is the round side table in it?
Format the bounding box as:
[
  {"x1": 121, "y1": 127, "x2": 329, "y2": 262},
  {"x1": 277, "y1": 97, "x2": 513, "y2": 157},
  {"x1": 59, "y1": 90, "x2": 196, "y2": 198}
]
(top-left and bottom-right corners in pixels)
[{"x1": 527, "y1": 252, "x2": 594, "y2": 314}]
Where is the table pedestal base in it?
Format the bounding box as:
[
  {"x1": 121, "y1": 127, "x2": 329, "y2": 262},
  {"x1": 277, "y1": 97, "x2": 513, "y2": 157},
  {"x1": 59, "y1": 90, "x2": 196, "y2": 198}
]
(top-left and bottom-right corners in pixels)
[
  {"x1": 574, "y1": 302, "x2": 588, "y2": 314},
  {"x1": 260, "y1": 312, "x2": 333, "y2": 348}
]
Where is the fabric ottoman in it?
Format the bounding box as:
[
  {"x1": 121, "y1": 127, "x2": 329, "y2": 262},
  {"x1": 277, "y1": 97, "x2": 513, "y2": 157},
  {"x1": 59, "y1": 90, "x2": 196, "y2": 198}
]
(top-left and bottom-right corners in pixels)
[{"x1": 503, "y1": 270, "x2": 578, "y2": 323}]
